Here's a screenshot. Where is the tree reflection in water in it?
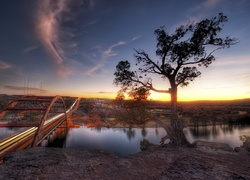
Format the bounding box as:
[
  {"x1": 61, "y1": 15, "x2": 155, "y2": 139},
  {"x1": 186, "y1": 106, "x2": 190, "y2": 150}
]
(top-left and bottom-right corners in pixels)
[
  {"x1": 123, "y1": 128, "x2": 136, "y2": 141},
  {"x1": 33, "y1": 119, "x2": 250, "y2": 158},
  {"x1": 185, "y1": 124, "x2": 250, "y2": 148},
  {"x1": 141, "y1": 128, "x2": 147, "y2": 138},
  {"x1": 155, "y1": 127, "x2": 159, "y2": 136}
]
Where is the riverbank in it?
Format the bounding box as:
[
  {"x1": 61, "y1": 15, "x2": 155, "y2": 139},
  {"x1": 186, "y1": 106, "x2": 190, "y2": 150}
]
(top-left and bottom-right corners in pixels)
[
  {"x1": 71, "y1": 113, "x2": 171, "y2": 128},
  {"x1": 71, "y1": 113, "x2": 239, "y2": 129},
  {"x1": 1, "y1": 141, "x2": 249, "y2": 179}
]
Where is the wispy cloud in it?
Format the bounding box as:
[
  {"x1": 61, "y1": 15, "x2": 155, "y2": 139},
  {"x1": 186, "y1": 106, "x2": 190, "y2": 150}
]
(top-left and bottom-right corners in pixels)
[
  {"x1": 82, "y1": 20, "x2": 97, "y2": 27},
  {"x1": 56, "y1": 64, "x2": 74, "y2": 78},
  {"x1": 98, "y1": 91, "x2": 112, "y2": 94},
  {"x1": 203, "y1": 0, "x2": 224, "y2": 9},
  {"x1": 67, "y1": 42, "x2": 78, "y2": 49},
  {"x1": 83, "y1": 64, "x2": 102, "y2": 76},
  {"x1": 0, "y1": 61, "x2": 11, "y2": 70},
  {"x1": 23, "y1": 46, "x2": 39, "y2": 54},
  {"x1": 212, "y1": 55, "x2": 250, "y2": 66},
  {"x1": 82, "y1": 91, "x2": 113, "y2": 95},
  {"x1": 191, "y1": 0, "x2": 224, "y2": 14},
  {"x1": 36, "y1": 0, "x2": 66, "y2": 64},
  {"x1": 82, "y1": 41, "x2": 126, "y2": 75},
  {"x1": 36, "y1": 0, "x2": 82, "y2": 78},
  {"x1": 102, "y1": 41, "x2": 126, "y2": 58},
  {"x1": 131, "y1": 35, "x2": 141, "y2": 41},
  {"x1": 4, "y1": 85, "x2": 48, "y2": 93}
]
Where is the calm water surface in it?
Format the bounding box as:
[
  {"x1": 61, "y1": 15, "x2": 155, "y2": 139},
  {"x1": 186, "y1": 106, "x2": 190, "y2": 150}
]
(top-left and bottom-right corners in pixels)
[
  {"x1": 0, "y1": 127, "x2": 25, "y2": 139},
  {"x1": 63, "y1": 126, "x2": 166, "y2": 157},
  {"x1": 1, "y1": 124, "x2": 249, "y2": 158},
  {"x1": 185, "y1": 125, "x2": 250, "y2": 147}
]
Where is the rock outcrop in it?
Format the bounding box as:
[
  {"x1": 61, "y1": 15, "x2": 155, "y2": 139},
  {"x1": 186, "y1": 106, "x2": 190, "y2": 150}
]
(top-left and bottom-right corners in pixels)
[
  {"x1": 192, "y1": 140, "x2": 234, "y2": 152},
  {"x1": 242, "y1": 142, "x2": 250, "y2": 152},
  {"x1": 0, "y1": 142, "x2": 249, "y2": 179}
]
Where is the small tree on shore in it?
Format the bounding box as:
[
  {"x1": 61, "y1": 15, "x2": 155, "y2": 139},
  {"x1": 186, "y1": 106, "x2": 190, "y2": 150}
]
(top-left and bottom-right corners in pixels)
[
  {"x1": 114, "y1": 87, "x2": 150, "y2": 127},
  {"x1": 114, "y1": 13, "x2": 237, "y2": 146}
]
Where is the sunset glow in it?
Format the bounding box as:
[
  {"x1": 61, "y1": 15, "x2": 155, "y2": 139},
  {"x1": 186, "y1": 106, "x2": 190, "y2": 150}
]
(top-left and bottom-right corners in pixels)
[{"x1": 0, "y1": 0, "x2": 249, "y2": 101}]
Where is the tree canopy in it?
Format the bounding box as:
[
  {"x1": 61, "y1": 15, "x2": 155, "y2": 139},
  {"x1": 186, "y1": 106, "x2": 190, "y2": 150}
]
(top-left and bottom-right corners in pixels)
[
  {"x1": 114, "y1": 13, "x2": 237, "y2": 92},
  {"x1": 114, "y1": 13, "x2": 237, "y2": 146}
]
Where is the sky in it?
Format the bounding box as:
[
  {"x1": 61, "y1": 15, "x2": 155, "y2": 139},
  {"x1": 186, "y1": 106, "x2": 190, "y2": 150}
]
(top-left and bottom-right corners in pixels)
[{"x1": 0, "y1": 0, "x2": 250, "y2": 101}]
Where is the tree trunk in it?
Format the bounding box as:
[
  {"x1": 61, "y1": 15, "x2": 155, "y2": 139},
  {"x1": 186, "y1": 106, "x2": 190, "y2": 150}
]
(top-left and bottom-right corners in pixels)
[
  {"x1": 169, "y1": 86, "x2": 191, "y2": 146},
  {"x1": 170, "y1": 86, "x2": 178, "y2": 126}
]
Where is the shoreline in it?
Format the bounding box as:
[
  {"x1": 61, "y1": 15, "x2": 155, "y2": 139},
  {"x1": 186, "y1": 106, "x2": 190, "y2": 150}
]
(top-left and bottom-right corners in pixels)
[{"x1": 70, "y1": 115, "x2": 241, "y2": 129}]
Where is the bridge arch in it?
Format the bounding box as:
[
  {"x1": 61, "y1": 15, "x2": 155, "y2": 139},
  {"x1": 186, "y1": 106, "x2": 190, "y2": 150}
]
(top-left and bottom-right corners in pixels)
[
  {"x1": 31, "y1": 95, "x2": 67, "y2": 147},
  {"x1": 0, "y1": 95, "x2": 80, "y2": 161}
]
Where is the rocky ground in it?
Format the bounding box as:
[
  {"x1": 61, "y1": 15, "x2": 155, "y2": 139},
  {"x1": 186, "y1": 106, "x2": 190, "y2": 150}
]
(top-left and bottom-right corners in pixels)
[{"x1": 0, "y1": 141, "x2": 250, "y2": 180}]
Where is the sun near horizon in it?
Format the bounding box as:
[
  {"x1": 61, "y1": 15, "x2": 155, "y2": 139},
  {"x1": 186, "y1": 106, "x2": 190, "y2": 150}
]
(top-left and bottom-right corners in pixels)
[{"x1": 43, "y1": 89, "x2": 249, "y2": 102}]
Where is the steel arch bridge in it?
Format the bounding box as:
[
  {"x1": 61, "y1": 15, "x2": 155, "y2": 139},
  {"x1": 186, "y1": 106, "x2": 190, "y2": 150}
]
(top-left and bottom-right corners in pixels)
[{"x1": 0, "y1": 95, "x2": 80, "y2": 162}]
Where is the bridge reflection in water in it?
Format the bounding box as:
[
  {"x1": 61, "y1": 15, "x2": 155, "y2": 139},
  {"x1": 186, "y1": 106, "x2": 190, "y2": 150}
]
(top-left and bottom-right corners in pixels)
[
  {"x1": 0, "y1": 95, "x2": 80, "y2": 162},
  {"x1": 41, "y1": 116, "x2": 80, "y2": 148}
]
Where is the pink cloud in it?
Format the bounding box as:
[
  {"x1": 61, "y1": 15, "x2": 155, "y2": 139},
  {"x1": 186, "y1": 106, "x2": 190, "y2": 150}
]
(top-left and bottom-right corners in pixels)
[
  {"x1": 36, "y1": 0, "x2": 66, "y2": 64},
  {"x1": 5, "y1": 85, "x2": 48, "y2": 93},
  {"x1": 35, "y1": 0, "x2": 82, "y2": 77},
  {"x1": 0, "y1": 61, "x2": 11, "y2": 70}
]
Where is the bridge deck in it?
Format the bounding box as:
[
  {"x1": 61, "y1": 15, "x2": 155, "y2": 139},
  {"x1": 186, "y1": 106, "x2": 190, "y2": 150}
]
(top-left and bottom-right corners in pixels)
[{"x1": 0, "y1": 96, "x2": 80, "y2": 162}]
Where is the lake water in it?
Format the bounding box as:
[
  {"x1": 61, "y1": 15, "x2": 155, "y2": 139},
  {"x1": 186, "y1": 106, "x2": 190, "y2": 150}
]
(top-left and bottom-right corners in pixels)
[
  {"x1": 1, "y1": 124, "x2": 250, "y2": 158},
  {"x1": 185, "y1": 124, "x2": 250, "y2": 147},
  {"x1": 38, "y1": 123, "x2": 250, "y2": 157},
  {"x1": 63, "y1": 126, "x2": 166, "y2": 157}
]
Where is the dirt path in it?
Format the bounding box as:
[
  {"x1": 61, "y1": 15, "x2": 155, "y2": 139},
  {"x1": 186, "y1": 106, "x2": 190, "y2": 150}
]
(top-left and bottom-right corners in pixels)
[{"x1": 0, "y1": 141, "x2": 250, "y2": 180}]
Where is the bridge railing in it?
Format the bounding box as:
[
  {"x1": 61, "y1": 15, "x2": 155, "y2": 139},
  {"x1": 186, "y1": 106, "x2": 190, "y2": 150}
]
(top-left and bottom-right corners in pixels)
[{"x1": 0, "y1": 96, "x2": 80, "y2": 163}]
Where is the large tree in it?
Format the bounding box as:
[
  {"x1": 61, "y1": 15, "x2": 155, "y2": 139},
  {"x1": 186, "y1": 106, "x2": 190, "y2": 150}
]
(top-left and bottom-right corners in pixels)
[{"x1": 114, "y1": 13, "x2": 237, "y2": 146}]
